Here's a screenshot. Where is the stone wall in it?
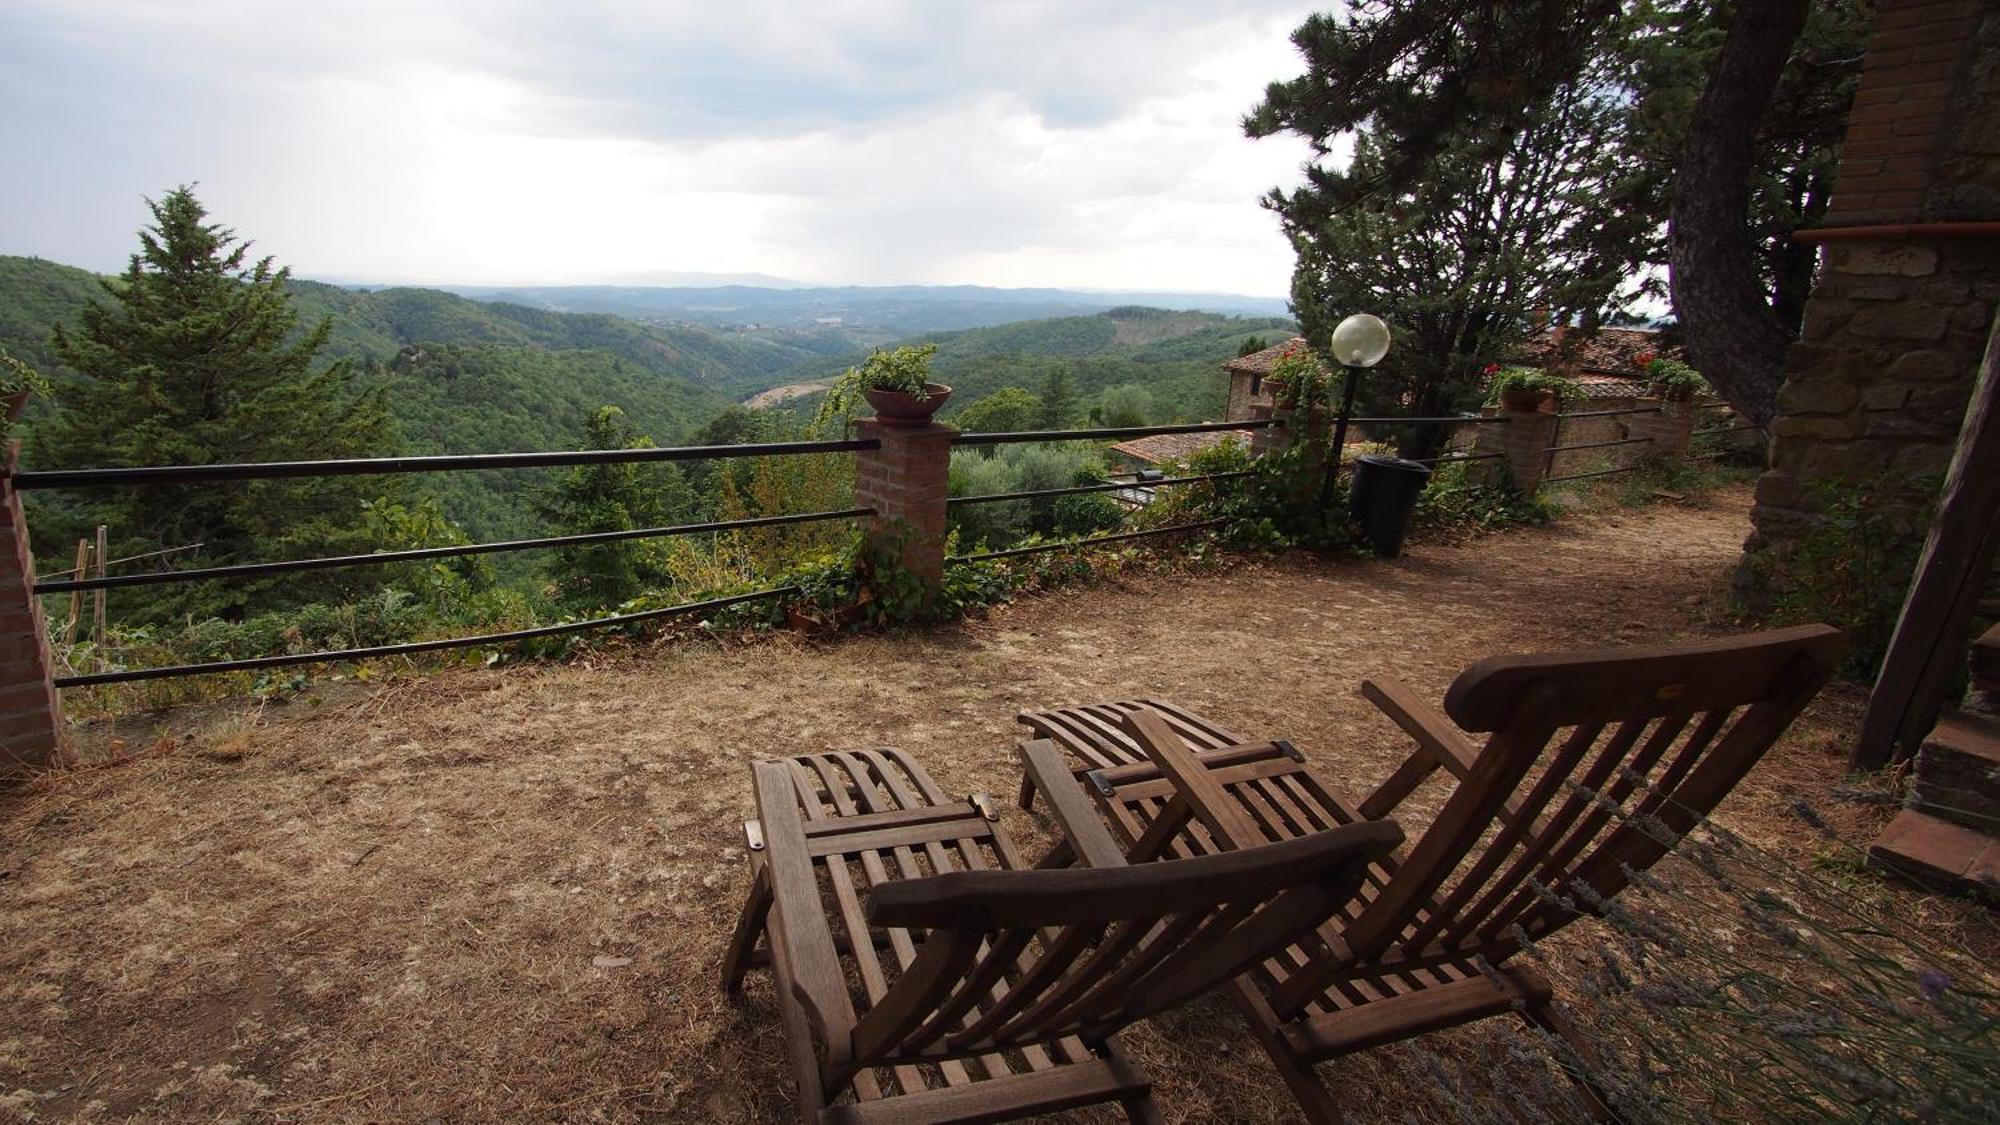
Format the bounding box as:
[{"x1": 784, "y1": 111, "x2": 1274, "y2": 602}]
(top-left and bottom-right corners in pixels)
[{"x1": 1736, "y1": 0, "x2": 2000, "y2": 610}]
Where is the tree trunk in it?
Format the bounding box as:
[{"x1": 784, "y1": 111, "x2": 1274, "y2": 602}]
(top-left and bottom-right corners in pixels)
[{"x1": 1667, "y1": 0, "x2": 1810, "y2": 429}]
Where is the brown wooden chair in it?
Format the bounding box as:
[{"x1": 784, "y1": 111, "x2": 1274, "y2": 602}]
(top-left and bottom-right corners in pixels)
[
  {"x1": 1016, "y1": 625, "x2": 1845, "y2": 1123},
  {"x1": 722, "y1": 746, "x2": 1404, "y2": 1124},
  {"x1": 1012, "y1": 698, "x2": 1243, "y2": 810}
]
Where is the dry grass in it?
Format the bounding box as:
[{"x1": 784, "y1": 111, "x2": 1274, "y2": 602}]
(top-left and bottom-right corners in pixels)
[{"x1": 1, "y1": 483, "x2": 1990, "y2": 1123}]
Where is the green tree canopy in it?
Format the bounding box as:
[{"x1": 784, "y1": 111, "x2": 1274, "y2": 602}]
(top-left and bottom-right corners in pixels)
[
  {"x1": 1247, "y1": 0, "x2": 1864, "y2": 425},
  {"x1": 536, "y1": 405, "x2": 692, "y2": 611},
  {"x1": 36, "y1": 185, "x2": 397, "y2": 618},
  {"x1": 953, "y1": 386, "x2": 1045, "y2": 435},
  {"x1": 1095, "y1": 384, "x2": 1155, "y2": 429},
  {"x1": 1282, "y1": 76, "x2": 1645, "y2": 457}
]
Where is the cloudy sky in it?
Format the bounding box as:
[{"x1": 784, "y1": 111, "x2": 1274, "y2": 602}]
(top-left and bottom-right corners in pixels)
[{"x1": 1, "y1": 1, "x2": 1334, "y2": 296}]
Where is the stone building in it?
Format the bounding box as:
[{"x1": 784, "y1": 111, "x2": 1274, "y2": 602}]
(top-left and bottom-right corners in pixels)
[{"x1": 1736, "y1": 0, "x2": 2000, "y2": 610}]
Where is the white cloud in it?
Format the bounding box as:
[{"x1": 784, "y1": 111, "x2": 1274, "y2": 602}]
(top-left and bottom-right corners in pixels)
[{"x1": 0, "y1": 0, "x2": 1329, "y2": 295}]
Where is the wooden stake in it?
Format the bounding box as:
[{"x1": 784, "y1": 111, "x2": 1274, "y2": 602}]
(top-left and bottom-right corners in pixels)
[
  {"x1": 1854, "y1": 309, "x2": 2000, "y2": 769},
  {"x1": 92, "y1": 525, "x2": 107, "y2": 643},
  {"x1": 63, "y1": 538, "x2": 88, "y2": 644}
]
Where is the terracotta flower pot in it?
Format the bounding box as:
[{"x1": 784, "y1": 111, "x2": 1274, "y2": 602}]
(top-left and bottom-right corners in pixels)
[
  {"x1": 1499, "y1": 387, "x2": 1557, "y2": 413},
  {"x1": 864, "y1": 383, "x2": 953, "y2": 428}
]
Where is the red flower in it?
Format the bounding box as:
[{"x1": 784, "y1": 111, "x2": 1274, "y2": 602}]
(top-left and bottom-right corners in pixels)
[
  {"x1": 1481, "y1": 363, "x2": 1500, "y2": 375},
  {"x1": 1633, "y1": 352, "x2": 1656, "y2": 369}
]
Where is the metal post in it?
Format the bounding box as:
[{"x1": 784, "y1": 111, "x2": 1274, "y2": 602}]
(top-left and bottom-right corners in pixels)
[{"x1": 1318, "y1": 366, "x2": 1361, "y2": 513}]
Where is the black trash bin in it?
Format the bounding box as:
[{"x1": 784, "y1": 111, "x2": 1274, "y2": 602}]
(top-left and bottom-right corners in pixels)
[{"x1": 1347, "y1": 455, "x2": 1432, "y2": 557}]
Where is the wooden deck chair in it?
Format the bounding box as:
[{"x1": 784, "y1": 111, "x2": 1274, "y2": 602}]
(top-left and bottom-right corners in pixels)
[
  {"x1": 721, "y1": 747, "x2": 1403, "y2": 1125},
  {"x1": 1012, "y1": 698, "x2": 1244, "y2": 810},
  {"x1": 1015, "y1": 625, "x2": 1845, "y2": 1123}
]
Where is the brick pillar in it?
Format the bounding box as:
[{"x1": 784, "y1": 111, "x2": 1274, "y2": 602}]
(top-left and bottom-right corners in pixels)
[
  {"x1": 1248, "y1": 404, "x2": 1288, "y2": 457},
  {"x1": 1470, "y1": 407, "x2": 1559, "y2": 492},
  {"x1": 0, "y1": 446, "x2": 61, "y2": 781},
  {"x1": 852, "y1": 419, "x2": 953, "y2": 596},
  {"x1": 1628, "y1": 400, "x2": 1695, "y2": 460}
]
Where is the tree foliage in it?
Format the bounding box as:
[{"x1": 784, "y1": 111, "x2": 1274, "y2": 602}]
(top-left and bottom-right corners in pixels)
[
  {"x1": 952, "y1": 387, "x2": 1045, "y2": 435},
  {"x1": 536, "y1": 406, "x2": 692, "y2": 611},
  {"x1": 34, "y1": 186, "x2": 398, "y2": 618},
  {"x1": 1248, "y1": 0, "x2": 1865, "y2": 424},
  {"x1": 1278, "y1": 75, "x2": 1646, "y2": 456}
]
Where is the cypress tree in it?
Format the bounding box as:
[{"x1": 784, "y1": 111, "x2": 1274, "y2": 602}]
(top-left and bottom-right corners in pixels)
[{"x1": 38, "y1": 185, "x2": 398, "y2": 618}]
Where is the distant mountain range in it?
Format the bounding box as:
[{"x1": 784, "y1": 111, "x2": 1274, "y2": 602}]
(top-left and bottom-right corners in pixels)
[{"x1": 428, "y1": 282, "x2": 1291, "y2": 336}]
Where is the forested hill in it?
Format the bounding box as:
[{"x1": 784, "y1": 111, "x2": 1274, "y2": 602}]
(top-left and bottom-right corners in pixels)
[
  {"x1": 775, "y1": 307, "x2": 1297, "y2": 426},
  {"x1": 0, "y1": 255, "x2": 840, "y2": 393}
]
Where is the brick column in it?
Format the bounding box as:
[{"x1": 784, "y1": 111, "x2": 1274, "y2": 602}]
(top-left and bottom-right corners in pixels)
[
  {"x1": 1248, "y1": 404, "x2": 1288, "y2": 457},
  {"x1": 852, "y1": 419, "x2": 953, "y2": 596},
  {"x1": 0, "y1": 446, "x2": 61, "y2": 781},
  {"x1": 1628, "y1": 400, "x2": 1695, "y2": 460},
  {"x1": 1471, "y1": 407, "x2": 1559, "y2": 492}
]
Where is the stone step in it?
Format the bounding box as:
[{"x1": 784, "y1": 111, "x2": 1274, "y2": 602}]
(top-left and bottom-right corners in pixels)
[
  {"x1": 1973, "y1": 622, "x2": 2000, "y2": 694},
  {"x1": 1911, "y1": 710, "x2": 2000, "y2": 831},
  {"x1": 1868, "y1": 809, "x2": 1998, "y2": 898}
]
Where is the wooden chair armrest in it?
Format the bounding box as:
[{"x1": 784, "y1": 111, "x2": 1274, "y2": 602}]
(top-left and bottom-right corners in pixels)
[
  {"x1": 1356, "y1": 677, "x2": 1482, "y2": 820},
  {"x1": 751, "y1": 760, "x2": 859, "y2": 1041},
  {"x1": 1018, "y1": 740, "x2": 1128, "y2": 869},
  {"x1": 1123, "y1": 709, "x2": 1269, "y2": 851}
]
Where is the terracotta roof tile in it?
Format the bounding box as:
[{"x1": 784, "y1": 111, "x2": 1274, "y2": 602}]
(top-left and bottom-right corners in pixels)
[
  {"x1": 1513, "y1": 326, "x2": 1679, "y2": 377},
  {"x1": 1108, "y1": 429, "x2": 1255, "y2": 465},
  {"x1": 1223, "y1": 336, "x2": 1308, "y2": 375}
]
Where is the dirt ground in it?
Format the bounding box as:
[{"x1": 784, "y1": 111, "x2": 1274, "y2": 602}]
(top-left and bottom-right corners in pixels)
[{"x1": 0, "y1": 485, "x2": 1984, "y2": 1123}]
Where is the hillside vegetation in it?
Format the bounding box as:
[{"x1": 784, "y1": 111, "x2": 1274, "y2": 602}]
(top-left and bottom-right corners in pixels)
[{"x1": 774, "y1": 305, "x2": 1294, "y2": 428}]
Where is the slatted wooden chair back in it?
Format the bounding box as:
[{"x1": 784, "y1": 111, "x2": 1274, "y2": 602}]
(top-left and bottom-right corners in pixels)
[
  {"x1": 832, "y1": 814, "x2": 1402, "y2": 1088},
  {"x1": 1268, "y1": 624, "x2": 1844, "y2": 1019}
]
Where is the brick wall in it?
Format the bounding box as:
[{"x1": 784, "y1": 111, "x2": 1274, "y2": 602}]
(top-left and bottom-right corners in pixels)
[
  {"x1": 0, "y1": 455, "x2": 61, "y2": 781},
  {"x1": 1737, "y1": 0, "x2": 2000, "y2": 610}
]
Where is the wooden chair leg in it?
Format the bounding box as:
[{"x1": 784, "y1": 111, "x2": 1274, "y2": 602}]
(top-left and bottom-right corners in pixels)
[
  {"x1": 1520, "y1": 999, "x2": 1620, "y2": 1123},
  {"x1": 1017, "y1": 770, "x2": 1038, "y2": 810},
  {"x1": 1119, "y1": 1090, "x2": 1166, "y2": 1124},
  {"x1": 1229, "y1": 979, "x2": 1345, "y2": 1124},
  {"x1": 721, "y1": 861, "x2": 773, "y2": 994}
]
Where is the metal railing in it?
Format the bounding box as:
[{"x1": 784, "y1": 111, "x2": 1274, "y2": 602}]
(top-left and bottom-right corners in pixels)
[
  {"x1": 947, "y1": 471, "x2": 1253, "y2": 508},
  {"x1": 949, "y1": 519, "x2": 1231, "y2": 564},
  {"x1": 952, "y1": 419, "x2": 1273, "y2": 448},
  {"x1": 56, "y1": 588, "x2": 798, "y2": 687},
  {"x1": 11, "y1": 438, "x2": 879, "y2": 490},
  {"x1": 25, "y1": 436, "x2": 881, "y2": 687}
]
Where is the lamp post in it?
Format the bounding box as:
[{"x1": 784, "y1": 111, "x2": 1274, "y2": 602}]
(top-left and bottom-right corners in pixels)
[{"x1": 1317, "y1": 313, "x2": 1392, "y2": 514}]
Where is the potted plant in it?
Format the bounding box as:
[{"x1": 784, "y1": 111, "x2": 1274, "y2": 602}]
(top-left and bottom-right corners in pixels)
[
  {"x1": 1483, "y1": 364, "x2": 1578, "y2": 413},
  {"x1": 1639, "y1": 356, "x2": 1707, "y2": 403},
  {"x1": 821, "y1": 343, "x2": 951, "y2": 428}
]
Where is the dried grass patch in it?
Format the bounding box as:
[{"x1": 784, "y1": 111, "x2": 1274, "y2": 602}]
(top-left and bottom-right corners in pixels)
[{"x1": 2, "y1": 484, "x2": 1989, "y2": 1123}]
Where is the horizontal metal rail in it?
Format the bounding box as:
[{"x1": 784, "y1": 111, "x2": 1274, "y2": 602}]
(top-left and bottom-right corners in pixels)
[
  {"x1": 951, "y1": 419, "x2": 1272, "y2": 448},
  {"x1": 946, "y1": 472, "x2": 1250, "y2": 507},
  {"x1": 1692, "y1": 424, "x2": 1762, "y2": 438},
  {"x1": 947, "y1": 519, "x2": 1230, "y2": 564},
  {"x1": 13, "y1": 438, "x2": 881, "y2": 490},
  {"x1": 35, "y1": 508, "x2": 873, "y2": 595},
  {"x1": 53, "y1": 587, "x2": 796, "y2": 687},
  {"x1": 1545, "y1": 465, "x2": 1642, "y2": 484},
  {"x1": 1693, "y1": 401, "x2": 1736, "y2": 410},
  {"x1": 1556, "y1": 406, "x2": 1665, "y2": 419},
  {"x1": 1354, "y1": 415, "x2": 1512, "y2": 425},
  {"x1": 1544, "y1": 436, "x2": 1655, "y2": 454},
  {"x1": 1402, "y1": 452, "x2": 1505, "y2": 465}
]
